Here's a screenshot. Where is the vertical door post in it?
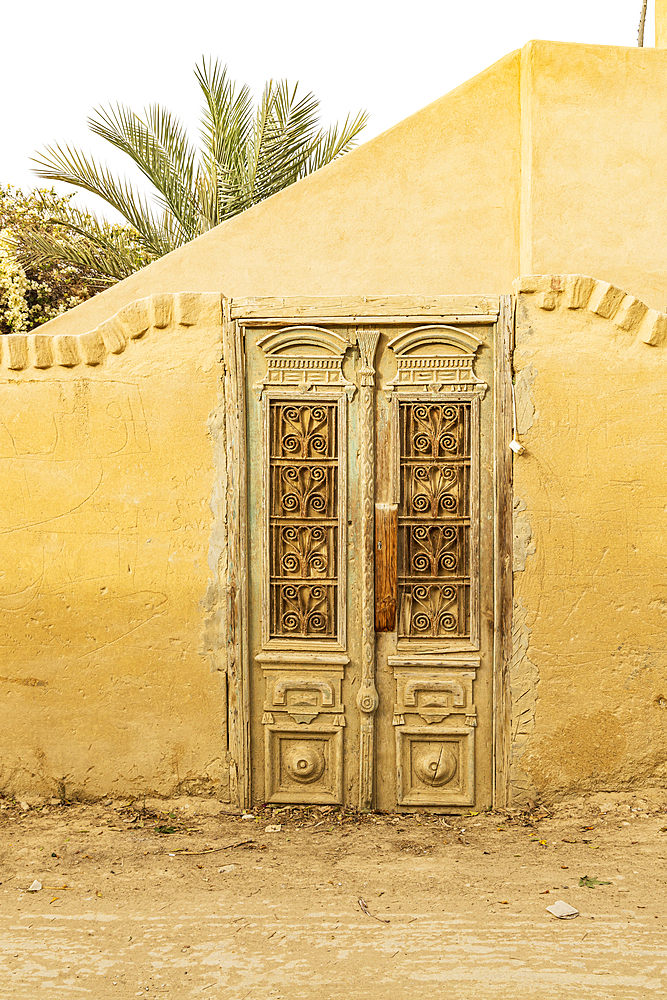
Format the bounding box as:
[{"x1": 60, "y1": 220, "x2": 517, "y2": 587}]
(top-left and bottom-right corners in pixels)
[
  {"x1": 356, "y1": 328, "x2": 381, "y2": 810},
  {"x1": 222, "y1": 304, "x2": 251, "y2": 809},
  {"x1": 493, "y1": 295, "x2": 514, "y2": 808}
]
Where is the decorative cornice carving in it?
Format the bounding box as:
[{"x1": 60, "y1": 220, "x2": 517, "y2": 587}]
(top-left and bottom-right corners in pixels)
[
  {"x1": 514, "y1": 275, "x2": 667, "y2": 347},
  {"x1": 0, "y1": 292, "x2": 222, "y2": 371},
  {"x1": 385, "y1": 324, "x2": 488, "y2": 397},
  {"x1": 254, "y1": 325, "x2": 355, "y2": 399},
  {"x1": 356, "y1": 327, "x2": 381, "y2": 388}
]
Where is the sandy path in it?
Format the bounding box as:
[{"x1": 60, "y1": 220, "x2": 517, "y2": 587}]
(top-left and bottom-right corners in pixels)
[{"x1": 1, "y1": 790, "x2": 666, "y2": 999}]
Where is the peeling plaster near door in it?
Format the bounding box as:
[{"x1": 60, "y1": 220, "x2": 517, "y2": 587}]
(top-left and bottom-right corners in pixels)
[{"x1": 509, "y1": 600, "x2": 539, "y2": 803}]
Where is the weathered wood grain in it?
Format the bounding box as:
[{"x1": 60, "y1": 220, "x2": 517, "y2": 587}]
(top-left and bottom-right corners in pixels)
[
  {"x1": 493, "y1": 294, "x2": 514, "y2": 808},
  {"x1": 222, "y1": 300, "x2": 251, "y2": 809},
  {"x1": 231, "y1": 295, "x2": 500, "y2": 320},
  {"x1": 374, "y1": 504, "x2": 398, "y2": 632}
]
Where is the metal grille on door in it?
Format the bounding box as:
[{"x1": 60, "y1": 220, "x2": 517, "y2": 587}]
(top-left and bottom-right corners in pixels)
[
  {"x1": 397, "y1": 400, "x2": 472, "y2": 640},
  {"x1": 269, "y1": 402, "x2": 339, "y2": 639}
]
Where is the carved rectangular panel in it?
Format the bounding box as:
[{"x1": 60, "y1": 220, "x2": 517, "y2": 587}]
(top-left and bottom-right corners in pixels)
[
  {"x1": 264, "y1": 725, "x2": 343, "y2": 804},
  {"x1": 393, "y1": 670, "x2": 476, "y2": 806},
  {"x1": 397, "y1": 401, "x2": 473, "y2": 640},
  {"x1": 263, "y1": 672, "x2": 344, "y2": 722},
  {"x1": 269, "y1": 401, "x2": 339, "y2": 639},
  {"x1": 395, "y1": 726, "x2": 475, "y2": 806},
  {"x1": 392, "y1": 669, "x2": 477, "y2": 725}
]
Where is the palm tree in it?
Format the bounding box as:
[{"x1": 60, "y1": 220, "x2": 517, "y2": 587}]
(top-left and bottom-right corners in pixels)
[{"x1": 23, "y1": 59, "x2": 368, "y2": 286}]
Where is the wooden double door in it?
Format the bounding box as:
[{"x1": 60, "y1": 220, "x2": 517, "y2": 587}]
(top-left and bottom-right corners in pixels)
[{"x1": 232, "y1": 295, "x2": 511, "y2": 812}]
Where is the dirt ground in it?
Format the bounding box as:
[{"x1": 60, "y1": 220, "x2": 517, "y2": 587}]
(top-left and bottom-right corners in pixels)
[{"x1": 1, "y1": 789, "x2": 667, "y2": 1000}]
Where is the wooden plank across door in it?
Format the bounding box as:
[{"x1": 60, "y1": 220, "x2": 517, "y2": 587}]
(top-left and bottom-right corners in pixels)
[{"x1": 375, "y1": 503, "x2": 398, "y2": 631}]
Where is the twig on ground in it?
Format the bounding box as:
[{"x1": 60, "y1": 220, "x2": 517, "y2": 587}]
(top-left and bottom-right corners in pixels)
[
  {"x1": 167, "y1": 838, "x2": 256, "y2": 857},
  {"x1": 358, "y1": 896, "x2": 390, "y2": 923}
]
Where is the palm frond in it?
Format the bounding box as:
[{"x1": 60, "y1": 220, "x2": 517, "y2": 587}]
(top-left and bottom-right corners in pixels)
[
  {"x1": 196, "y1": 59, "x2": 253, "y2": 165},
  {"x1": 89, "y1": 103, "x2": 201, "y2": 242},
  {"x1": 304, "y1": 109, "x2": 370, "y2": 175},
  {"x1": 31, "y1": 144, "x2": 173, "y2": 256},
  {"x1": 216, "y1": 79, "x2": 321, "y2": 220},
  {"x1": 248, "y1": 80, "x2": 321, "y2": 205},
  {"x1": 18, "y1": 210, "x2": 155, "y2": 286},
  {"x1": 195, "y1": 59, "x2": 254, "y2": 227},
  {"x1": 30, "y1": 61, "x2": 369, "y2": 280}
]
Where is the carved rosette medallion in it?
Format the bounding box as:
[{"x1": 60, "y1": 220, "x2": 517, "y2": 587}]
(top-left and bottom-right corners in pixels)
[
  {"x1": 413, "y1": 746, "x2": 458, "y2": 786},
  {"x1": 285, "y1": 743, "x2": 326, "y2": 784}
]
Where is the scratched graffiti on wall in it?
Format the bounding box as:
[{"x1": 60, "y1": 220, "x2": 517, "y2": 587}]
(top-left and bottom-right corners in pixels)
[{"x1": 0, "y1": 380, "x2": 152, "y2": 612}]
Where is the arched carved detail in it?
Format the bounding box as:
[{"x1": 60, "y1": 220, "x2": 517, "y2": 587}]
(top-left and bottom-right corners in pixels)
[
  {"x1": 515, "y1": 274, "x2": 667, "y2": 347},
  {"x1": 257, "y1": 325, "x2": 351, "y2": 357},
  {"x1": 388, "y1": 325, "x2": 483, "y2": 357},
  {"x1": 254, "y1": 325, "x2": 355, "y2": 398},
  {"x1": 386, "y1": 324, "x2": 487, "y2": 396},
  {"x1": 0, "y1": 292, "x2": 222, "y2": 371}
]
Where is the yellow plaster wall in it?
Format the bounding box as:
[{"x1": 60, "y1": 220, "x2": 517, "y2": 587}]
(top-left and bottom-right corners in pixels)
[
  {"x1": 512, "y1": 276, "x2": 667, "y2": 801},
  {"x1": 657, "y1": 0, "x2": 667, "y2": 49},
  {"x1": 5, "y1": 39, "x2": 667, "y2": 802},
  {"x1": 36, "y1": 49, "x2": 523, "y2": 337},
  {"x1": 0, "y1": 296, "x2": 229, "y2": 800},
  {"x1": 520, "y1": 42, "x2": 667, "y2": 310},
  {"x1": 31, "y1": 38, "x2": 667, "y2": 346}
]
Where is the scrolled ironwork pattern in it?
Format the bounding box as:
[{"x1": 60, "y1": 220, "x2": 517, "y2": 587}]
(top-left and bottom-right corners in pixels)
[
  {"x1": 270, "y1": 402, "x2": 338, "y2": 638},
  {"x1": 398, "y1": 401, "x2": 472, "y2": 639}
]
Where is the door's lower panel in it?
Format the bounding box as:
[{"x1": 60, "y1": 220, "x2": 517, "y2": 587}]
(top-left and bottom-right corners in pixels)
[
  {"x1": 395, "y1": 725, "x2": 475, "y2": 807},
  {"x1": 264, "y1": 724, "x2": 343, "y2": 804},
  {"x1": 393, "y1": 668, "x2": 477, "y2": 807},
  {"x1": 261, "y1": 667, "x2": 345, "y2": 804}
]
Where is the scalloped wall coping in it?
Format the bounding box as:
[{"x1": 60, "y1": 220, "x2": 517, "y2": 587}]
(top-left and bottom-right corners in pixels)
[
  {"x1": 0, "y1": 292, "x2": 222, "y2": 371},
  {"x1": 514, "y1": 274, "x2": 667, "y2": 348},
  {"x1": 5, "y1": 280, "x2": 664, "y2": 371}
]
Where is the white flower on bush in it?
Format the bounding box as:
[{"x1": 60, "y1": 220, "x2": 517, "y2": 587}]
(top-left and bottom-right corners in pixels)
[{"x1": 0, "y1": 229, "x2": 29, "y2": 333}]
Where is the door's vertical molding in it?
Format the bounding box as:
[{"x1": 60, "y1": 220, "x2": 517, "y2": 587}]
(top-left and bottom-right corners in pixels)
[
  {"x1": 260, "y1": 393, "x2": 270, "y2": 647},
  {"x1": 356, "y1": 327, "x2": 381, "y2": 810},
  {"x1": 493, "y1": 295, "x2": 514, "y2": 808},
  {"x1": 337, "y1": 395, "x2": 349, "y2": 649},
  {"x1": 222, "y1": 301, "x2": 251, "y2": 809},
  {"x1": 469, "y1": 395, "x2": 481, "y2": 650}
]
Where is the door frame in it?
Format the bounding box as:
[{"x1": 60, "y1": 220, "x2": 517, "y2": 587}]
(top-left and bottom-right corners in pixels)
[{"x1": 222, "y1": 295, "x2": 514, "y2": 811}]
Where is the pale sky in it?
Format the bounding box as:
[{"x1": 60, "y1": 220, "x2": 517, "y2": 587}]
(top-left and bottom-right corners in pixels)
[{"x1": 1, "y1": 0, "x2": 654, "y2": 215}]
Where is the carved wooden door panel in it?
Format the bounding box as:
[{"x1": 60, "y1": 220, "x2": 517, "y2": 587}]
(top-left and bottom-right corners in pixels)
[{"x1": 233, "y1": 296, "x2": 511, "y2": 812}]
